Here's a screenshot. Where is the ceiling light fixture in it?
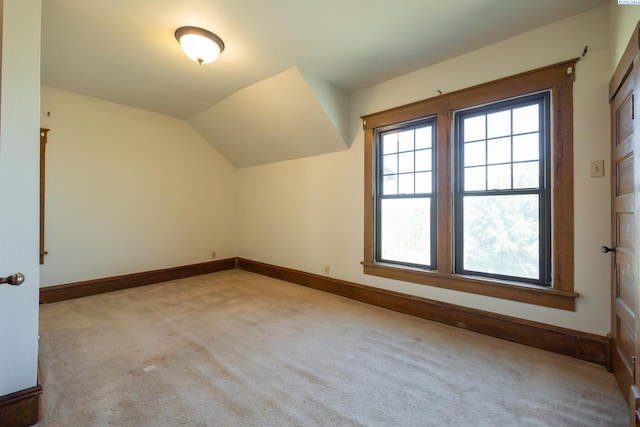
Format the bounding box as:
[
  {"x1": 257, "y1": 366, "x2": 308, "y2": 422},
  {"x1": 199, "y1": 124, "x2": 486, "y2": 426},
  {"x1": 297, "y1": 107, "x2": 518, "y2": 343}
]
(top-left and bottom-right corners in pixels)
[{"x1": 175, "y1": 26, "x2": 225, "y2": 65}]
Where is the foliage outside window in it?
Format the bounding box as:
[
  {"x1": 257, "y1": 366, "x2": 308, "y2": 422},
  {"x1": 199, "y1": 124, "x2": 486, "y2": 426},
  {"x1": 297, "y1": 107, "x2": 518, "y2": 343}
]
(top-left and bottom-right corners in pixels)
[{"x1": 362, "y1": 60, "x2": 578, "y2": 311}]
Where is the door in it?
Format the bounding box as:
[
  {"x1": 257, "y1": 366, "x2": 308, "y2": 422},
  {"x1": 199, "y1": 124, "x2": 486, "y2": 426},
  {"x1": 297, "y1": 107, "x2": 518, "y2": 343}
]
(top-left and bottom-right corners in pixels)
[
  {"x1": 610, "y1": 56, "x2": 638, "y2": 405},
  {"x1": 0, "y1": 0, "x2": 41, "y2": 404},
  {"x1": 609, "y1": 26, "x2": 640, "y2": 426}
]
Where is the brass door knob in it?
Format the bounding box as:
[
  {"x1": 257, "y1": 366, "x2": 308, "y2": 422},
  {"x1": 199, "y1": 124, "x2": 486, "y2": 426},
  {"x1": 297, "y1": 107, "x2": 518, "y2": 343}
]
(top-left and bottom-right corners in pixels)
[{"x1": 0, "y1": 273, "x2": 25, "y2": 286}]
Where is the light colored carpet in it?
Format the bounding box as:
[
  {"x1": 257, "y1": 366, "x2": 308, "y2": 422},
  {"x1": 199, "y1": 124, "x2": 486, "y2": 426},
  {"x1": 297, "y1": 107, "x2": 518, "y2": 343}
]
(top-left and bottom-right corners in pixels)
[{"x1": 36, "y1": 270, "x2": 627, "y2": 426}]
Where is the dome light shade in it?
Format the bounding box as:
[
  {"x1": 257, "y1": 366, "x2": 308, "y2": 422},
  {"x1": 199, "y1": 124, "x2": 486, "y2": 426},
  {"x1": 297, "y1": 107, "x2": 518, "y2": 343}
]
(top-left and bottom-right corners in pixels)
[{"x1": 175, "y1": 26, "x2": 225, "y2": 65}]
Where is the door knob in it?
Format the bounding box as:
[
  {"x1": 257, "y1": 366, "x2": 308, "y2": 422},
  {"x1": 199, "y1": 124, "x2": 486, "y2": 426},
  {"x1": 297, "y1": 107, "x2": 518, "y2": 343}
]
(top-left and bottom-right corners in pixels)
[
  {"x1": 0, "y1": 272, "x2": 25, "y2": 286},
  {"x1": 601, "y1": 246, "x2": 616, "y2": 254}
]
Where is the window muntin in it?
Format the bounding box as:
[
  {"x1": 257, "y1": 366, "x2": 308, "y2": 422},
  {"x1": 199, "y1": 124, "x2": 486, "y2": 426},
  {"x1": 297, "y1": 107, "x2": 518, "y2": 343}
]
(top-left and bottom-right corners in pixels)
[
  {"x1": 376, "y1": 118, "x2": 436, "y2": 269},
  {"x1": 454, "y1": 93, "x2": 551, "y2": 285}
]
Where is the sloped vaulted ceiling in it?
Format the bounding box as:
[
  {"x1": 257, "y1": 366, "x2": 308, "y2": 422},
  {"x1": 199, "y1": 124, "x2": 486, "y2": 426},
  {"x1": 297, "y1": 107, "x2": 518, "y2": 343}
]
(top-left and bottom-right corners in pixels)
[
  {"x1": 41, "y1": 0, "x2": 609, "y2": 168},
  {"x1": 188, "y1": 67, "x2": 350, "y2": 168}
]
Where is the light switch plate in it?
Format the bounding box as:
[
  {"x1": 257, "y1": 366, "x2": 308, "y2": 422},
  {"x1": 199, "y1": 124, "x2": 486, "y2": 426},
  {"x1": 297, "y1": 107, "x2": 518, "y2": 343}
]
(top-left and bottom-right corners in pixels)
[{"x1": 589, "y1": 160, "x2": 604, "y2": 177}]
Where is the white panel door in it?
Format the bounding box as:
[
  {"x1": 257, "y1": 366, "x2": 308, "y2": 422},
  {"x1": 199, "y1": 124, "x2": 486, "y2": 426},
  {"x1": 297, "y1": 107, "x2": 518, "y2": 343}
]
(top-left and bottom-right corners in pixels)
[{"x1": 0, "y1": 0, "x2": 41, "y2": 396}]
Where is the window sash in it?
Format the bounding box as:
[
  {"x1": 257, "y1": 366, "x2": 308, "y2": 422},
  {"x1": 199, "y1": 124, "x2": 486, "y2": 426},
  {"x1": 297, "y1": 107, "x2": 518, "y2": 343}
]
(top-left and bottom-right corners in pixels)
[
  {"x1": 375, "y1": 118, "x2": 437, "y2": 269},
  {"x1": 454, "y1": 192, "x2": 550, "y2": 285},
  {"x1": 376, "y1": 195, "x2": 436, "y2": 269},
  {"x1": 453, "y1": 93, "x2": 551, "y2": 286}
]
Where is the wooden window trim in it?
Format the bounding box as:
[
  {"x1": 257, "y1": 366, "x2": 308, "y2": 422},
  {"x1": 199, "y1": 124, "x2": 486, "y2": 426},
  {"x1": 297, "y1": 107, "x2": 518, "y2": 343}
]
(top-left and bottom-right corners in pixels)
[
  {"x1": 40, "y1": 128, "x2": 48, "y2": 265},
  {"x1": 362, "y1": 59, "x2": 579, "y2": 311}
]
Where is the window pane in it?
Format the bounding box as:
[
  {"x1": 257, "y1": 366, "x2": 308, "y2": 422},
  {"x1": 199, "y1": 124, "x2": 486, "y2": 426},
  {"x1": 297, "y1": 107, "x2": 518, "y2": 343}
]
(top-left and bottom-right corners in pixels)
[
  {"x1": 415, "y1": 126, "x2": 432, "y2": 149},
  {"x1": 383, "y1": 175, "x2": 397, "y2": 195},
  {"x1": 513, "y1": 133, "x2": 539, "y2": 161},
  {"x1": 465, "y1": 141, "x2": 486, "y2": 167},
  {"x1": 463, "y1": 195, "x2": 539, "y2": 279},
  {"x1": 415, "y1": 149, "x2": 431, "y2": 172},
  {"x1": 383, "y1": 154, "x2": 397, "y2": 174},
  {"x1": 487, "y1": 110, "x2": 511, "y2": 138},
  {"x1": 487, "y1": 137, "x2": 511, "y2": 164},
  {"x1": 487, "y1": 164, "x2": 511, "y2": 190},
  {"x1": 398, "y1": 130, "x2": 414, "y2": 152},
  {"x1": 464, "y1": 115, "x2": 485, "y2": 142},
  {"x1": 398, "y1": 152, "x2": 414, "y2": 173},
  {"x1": 464, "y1": 166, "x2": 486, "y2": 191},
  {"x1": 381, "y1": 198, "x2": 431, "y2": 265},
  {"x1": 513, "y1": 161, "x2": 539, "y2": 189},
  {"x1": 513, "y1": 104, "x2": 539, "y2": 134},
  {"x1": 415, "y1": 172, "x2": 432, "y2": 194},
  {"x1": 383, "y1": 133, "x2": 398, "y2": 154},
  {"x1": 399, "y1": 173, "x2": 414, "y2": 194}
]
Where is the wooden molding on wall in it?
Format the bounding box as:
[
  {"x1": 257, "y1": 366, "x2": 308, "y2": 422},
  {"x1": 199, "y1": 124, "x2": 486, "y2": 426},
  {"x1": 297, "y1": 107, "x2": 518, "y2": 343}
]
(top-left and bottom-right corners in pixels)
[
  {"x1": 39, "y1": 128, "x2": 49, "y2": 265},
  {"x1": 236, "y1": 258, "x2": 609, "y2": 367},
  {"x1": 39, "y1": 258, "x2": 237, "y2": 304},
  {"x1": 0, "y1": 386, "x2": 42, "y2": 427}
]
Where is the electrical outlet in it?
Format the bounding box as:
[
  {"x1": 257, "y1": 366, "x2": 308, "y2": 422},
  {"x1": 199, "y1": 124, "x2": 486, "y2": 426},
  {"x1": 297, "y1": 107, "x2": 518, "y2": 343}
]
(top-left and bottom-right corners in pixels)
[
  {"x1": 324, "y1": 265, "x2": 330, "y2": 275},
  {"x1": 211, "y1": 251, "x2": 217, "y2": 260}
]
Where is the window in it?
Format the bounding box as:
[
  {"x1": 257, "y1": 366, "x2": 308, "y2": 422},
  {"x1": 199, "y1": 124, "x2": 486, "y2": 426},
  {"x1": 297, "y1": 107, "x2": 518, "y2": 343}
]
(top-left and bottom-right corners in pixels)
[
  {"x1": 455, "y1": 93, "x2": 550, "y2": 286},
  {"x1": 376, "y1": 119, "x2": 437, "y2": 269},
  {"x1": 362, "y1": 60, "x2": 578, "y2": 310}
]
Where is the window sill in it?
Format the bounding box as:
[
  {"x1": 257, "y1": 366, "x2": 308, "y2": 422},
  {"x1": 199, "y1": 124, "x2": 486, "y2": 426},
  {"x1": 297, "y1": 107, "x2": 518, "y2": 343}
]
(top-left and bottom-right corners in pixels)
[{"x1": 362, "y1": 261, "x2": 578, "y2": 311}]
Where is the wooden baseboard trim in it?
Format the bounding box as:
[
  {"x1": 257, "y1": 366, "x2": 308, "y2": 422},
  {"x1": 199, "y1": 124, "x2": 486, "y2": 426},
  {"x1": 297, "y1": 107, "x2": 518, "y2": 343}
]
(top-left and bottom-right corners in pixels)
[
  {"x1": 38, "y1": 257, "x2": 608, "y2": 366},
  {"x1": 0, "y1": 386, "x2": 42, "y2": 427},
  {"x1": 237, "y1": 258, "x2": 609, "y2": 367},
  {"x1": 40, "y1": 258, "x2": 237, "y2": 304}
]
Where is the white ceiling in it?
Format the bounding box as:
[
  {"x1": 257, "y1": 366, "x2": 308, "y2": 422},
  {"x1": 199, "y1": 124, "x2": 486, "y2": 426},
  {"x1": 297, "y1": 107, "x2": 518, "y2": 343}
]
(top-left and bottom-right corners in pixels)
[{"x1": 41, "y1": 0, "x2": 608, "y2": 167}]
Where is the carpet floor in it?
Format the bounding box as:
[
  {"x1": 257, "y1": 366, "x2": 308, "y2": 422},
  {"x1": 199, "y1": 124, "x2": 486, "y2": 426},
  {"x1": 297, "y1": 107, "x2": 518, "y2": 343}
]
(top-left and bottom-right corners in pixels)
[{"x1": 36, "y1": 269, "x2": 628, "y2": 426}]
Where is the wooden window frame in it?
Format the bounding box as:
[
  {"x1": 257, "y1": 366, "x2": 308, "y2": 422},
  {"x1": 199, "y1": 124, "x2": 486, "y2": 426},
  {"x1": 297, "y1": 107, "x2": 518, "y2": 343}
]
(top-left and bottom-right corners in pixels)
[{"x1": 362, "y1": 59, "x2": 579, "y2": 311}]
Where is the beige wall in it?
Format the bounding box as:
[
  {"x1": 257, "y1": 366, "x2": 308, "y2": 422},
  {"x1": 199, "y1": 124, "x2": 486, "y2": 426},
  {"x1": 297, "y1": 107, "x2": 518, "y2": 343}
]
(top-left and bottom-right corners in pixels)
[
  {"x1": 238, "y1": 6, "x2": 613, "y2": 335},
  {"x1": 41, "y1": 4, "x2": 626, "y2": 336},
  {"x1": 610, "y1": 0, "x2": 640, "y2": 71},
  {"x1": 39, "y1": 86, "x2": 238, "y2": 287}
]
